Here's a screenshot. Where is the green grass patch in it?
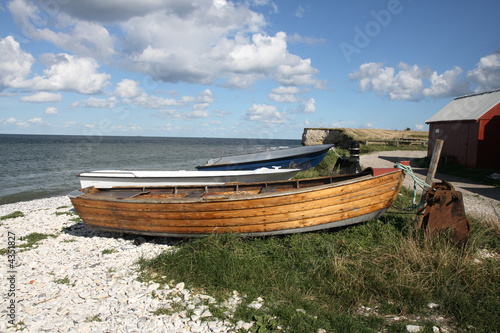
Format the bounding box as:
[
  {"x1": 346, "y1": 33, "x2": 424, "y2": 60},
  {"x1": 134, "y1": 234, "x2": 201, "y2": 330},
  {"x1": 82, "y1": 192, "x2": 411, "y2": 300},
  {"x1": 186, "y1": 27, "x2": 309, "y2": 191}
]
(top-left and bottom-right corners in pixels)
[
  {"x1": 101, "y1": 249, "x2": 117, "y2": 255},
  {"x1": 1, "y1": 211, "x2": 24, "y2": 220},
  {"x1": 360, "y1": 143, "x2": 427, "y2": 154},
  {"x1": 55, "y1": 211, "x2": 78, "y2": 216},
  {"x1": 53, "y1": 276, "x2": 70, "y2": 285},
  {"x1": 294, "y1": 149, "x2": 345, "y2": 179},
  {"x1": 138, "y1": 188, "x2": 500, "y2": 332},
  {"x1": 84, "y1": 314, "x2": 102, "y2": 322},
  {"x1": 18, "y1": 232, "x2": 58, "y2": 250}
]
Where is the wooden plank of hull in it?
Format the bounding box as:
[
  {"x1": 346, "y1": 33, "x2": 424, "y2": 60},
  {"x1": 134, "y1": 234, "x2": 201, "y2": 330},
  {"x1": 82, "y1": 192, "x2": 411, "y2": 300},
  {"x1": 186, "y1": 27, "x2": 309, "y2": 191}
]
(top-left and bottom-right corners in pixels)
[
  {"x1": 86, "y1": 205, "x2": 389, "y2": 237},
  {"x1": 74, "y1": 181, "x2": 397, "y2": 228},
  {"x1": 70, "y1": 170, "x2": 404, "y2": 236}
]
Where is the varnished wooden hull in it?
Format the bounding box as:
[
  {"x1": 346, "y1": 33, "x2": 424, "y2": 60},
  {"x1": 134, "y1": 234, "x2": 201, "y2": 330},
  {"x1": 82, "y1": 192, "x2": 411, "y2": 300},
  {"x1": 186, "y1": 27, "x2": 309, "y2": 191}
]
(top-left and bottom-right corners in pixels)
[{"x1": 69, "y1": 168, "x2": 404, "y2": 237}]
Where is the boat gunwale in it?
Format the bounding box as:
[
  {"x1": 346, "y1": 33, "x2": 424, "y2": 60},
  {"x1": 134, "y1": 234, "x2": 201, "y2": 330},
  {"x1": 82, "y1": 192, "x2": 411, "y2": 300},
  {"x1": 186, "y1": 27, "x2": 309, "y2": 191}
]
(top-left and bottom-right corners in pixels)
[
  {"x1": 71, "y1": 168, "x2": 403, "y2": 204},
  {"x1": 77, "y1": 168, "x2": 302, "y2": 178}
]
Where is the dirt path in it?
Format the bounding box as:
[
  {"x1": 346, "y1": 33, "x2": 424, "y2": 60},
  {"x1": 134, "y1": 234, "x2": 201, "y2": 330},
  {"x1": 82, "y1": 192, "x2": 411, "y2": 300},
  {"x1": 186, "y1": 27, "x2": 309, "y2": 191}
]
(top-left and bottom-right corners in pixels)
[{"x1": 360, "y1": 151, "x2": 500, "y2": 221}]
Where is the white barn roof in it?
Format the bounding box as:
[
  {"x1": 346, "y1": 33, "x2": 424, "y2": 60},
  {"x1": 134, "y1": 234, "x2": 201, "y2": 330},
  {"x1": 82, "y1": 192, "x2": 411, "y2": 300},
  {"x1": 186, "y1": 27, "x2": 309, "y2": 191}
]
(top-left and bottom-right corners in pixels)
[{"x1": 426, "y1": 89, "x2": 500, "y2": 123}]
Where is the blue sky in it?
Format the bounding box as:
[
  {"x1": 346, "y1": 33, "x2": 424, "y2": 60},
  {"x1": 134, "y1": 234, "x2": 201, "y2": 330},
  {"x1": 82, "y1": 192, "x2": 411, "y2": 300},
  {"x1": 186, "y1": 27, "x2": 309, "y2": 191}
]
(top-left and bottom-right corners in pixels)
[{"x1": 1, "y1": 0, "x2": 499, "y2": 140}]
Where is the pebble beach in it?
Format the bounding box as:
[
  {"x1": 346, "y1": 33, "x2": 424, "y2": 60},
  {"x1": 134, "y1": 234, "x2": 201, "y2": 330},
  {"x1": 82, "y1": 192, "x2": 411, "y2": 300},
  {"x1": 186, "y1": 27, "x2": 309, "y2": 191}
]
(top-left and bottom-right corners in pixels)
[
  {"x1": 0, "y1": 196, "x2": 257, "y2": 332},
  {"x1": 2, "y1": 151, "x2": 498, "y2": 331}
]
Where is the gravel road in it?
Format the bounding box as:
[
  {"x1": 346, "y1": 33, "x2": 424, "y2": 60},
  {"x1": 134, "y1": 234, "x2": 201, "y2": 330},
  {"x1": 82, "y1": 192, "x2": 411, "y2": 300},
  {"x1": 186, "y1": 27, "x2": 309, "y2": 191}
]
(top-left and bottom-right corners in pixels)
[{"x1": 360, "y1": 150, "x2": 500, "y2": 222}]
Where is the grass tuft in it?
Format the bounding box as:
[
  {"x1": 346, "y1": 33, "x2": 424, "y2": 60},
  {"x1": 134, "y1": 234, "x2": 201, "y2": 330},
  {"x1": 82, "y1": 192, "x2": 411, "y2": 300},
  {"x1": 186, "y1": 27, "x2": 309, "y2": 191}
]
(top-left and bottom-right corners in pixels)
[
  {"x1": 18, "y1": 232, "x2": 58, "y2": 251},
  {"x1": 1, "y1": 211, "x2": 24, "y2": 220}
]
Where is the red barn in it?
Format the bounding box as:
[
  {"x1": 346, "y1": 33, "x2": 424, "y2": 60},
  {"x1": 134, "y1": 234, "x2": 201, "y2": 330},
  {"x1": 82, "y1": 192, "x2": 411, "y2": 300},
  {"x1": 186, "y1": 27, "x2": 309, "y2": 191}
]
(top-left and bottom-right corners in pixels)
[{"x1": 426, "y1": 89, "x2": 500, "y2": 170}]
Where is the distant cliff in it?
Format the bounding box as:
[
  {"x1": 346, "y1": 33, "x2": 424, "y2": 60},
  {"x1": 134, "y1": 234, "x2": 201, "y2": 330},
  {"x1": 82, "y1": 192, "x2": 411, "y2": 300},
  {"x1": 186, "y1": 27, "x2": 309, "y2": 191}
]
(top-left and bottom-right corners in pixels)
[
  {"x1": 302, "y1": 128, "x2": 428, "y2": 148},
  {"x1": 301, "y1": 128, "x2": 354, "y2": 148}
]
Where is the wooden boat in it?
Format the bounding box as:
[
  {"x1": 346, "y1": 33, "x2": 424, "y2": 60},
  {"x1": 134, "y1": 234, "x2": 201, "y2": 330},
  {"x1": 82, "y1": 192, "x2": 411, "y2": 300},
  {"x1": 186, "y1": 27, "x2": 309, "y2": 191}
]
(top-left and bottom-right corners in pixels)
[
  {"x1": 78, "y1": 167, "x2": 301, "y2": 189},
  {"x1": 196, "y1": 144, "x2": 334, "y2": 171},
  {"x1": 69, "y1": 165, "x2": 406, "y2": 237}
]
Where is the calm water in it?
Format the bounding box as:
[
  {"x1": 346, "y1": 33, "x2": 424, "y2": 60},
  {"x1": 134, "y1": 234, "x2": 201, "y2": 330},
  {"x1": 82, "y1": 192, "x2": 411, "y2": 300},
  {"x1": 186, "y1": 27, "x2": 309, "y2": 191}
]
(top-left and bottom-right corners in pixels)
[{"x1": 0, "y1": 134, "x2": 301, "y2": 205}]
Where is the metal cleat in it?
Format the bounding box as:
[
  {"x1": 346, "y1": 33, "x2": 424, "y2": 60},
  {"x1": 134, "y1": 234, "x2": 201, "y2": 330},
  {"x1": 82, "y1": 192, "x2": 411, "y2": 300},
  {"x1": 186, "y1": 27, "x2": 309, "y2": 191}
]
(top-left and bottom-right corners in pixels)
[{"x1": 420, "y1": 181, "x2": 471, "y2": 244}]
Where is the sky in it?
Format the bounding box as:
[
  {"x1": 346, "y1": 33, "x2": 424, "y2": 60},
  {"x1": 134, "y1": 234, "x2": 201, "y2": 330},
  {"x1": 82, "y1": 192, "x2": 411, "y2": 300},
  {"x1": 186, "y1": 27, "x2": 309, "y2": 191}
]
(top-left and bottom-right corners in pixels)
[{"x1": 1, "y1": 0, "x2": 500, "y2": 140}]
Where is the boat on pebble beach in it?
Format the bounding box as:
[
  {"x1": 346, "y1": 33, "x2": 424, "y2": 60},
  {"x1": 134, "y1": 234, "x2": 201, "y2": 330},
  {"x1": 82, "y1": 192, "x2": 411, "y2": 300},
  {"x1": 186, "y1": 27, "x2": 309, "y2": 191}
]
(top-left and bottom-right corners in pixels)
[
  {"x1": 78, "y1": 167, "x2": 301, "y2": 189},
  {"x1": 69, "y1": 164, "x2": 406, "y2": 237}
]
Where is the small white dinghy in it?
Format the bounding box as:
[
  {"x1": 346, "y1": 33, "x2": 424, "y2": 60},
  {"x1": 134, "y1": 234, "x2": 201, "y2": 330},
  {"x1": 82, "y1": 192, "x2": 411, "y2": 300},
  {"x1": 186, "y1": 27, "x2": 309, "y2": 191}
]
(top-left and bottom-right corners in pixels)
[{"x1": 78, "y1": 167, "x2": 301, "y2": 189}]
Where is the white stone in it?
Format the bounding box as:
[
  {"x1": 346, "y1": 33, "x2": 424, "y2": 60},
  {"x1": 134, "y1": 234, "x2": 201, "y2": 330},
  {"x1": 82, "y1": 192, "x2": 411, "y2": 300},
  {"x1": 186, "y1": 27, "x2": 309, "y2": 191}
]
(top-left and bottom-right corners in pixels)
[
  {"x1": 242, "y1": 322, "x2": 253, "y2": 330},
  {"x1": 427, "y1": 303, "x2": 439, "y2": 309},
  {"x1": 248, "y1": 301, "x2": 263, "y2": 310},
  {"x1": 201, "y1": 310, "x2": 212, "y2": 318},
  {"x1": 147, "y1": 283, "x2": 160, "y2": 291},
  {"x1": 406, "y1": 325, "x2": 422, "y2": 332}
]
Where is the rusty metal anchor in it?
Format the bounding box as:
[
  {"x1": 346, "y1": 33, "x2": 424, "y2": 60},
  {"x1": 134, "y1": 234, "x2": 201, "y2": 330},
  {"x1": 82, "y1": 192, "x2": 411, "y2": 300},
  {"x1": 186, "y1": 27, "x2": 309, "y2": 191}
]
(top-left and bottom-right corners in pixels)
[{"x1": 419, "y1": 181, "x2": 471, "y2": 243}]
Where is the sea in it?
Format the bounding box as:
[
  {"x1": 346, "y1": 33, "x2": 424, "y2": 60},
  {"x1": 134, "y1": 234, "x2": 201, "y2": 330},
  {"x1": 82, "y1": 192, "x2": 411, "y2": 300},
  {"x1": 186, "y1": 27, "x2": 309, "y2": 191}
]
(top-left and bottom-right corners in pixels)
[{"x1": 0, "y1": 134, "x2": 301, "y2": 205}]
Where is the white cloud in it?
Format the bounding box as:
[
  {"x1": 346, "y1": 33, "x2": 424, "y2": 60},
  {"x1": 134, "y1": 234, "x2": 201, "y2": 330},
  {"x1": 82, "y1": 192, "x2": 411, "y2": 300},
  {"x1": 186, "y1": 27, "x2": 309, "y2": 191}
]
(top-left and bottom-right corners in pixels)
[
  {"x1": 267, "y1": 85, "x2": 309, "y2": 103},
  {"x1": 35, "y1": 21, "x2": 115, "y2": 60},
  {"x1": 0, "y1": 36, "x2": 34, "y2": 89},
  {"x1": 423, "y1": 67, "x2": 469, "y2": 98},
  {"x1": 287, "y1": 33, "x2": 326, "y2": 45},
  {"x1": 115, "y1": 78, "x2": 181, "y2": 108},
  {"x1": 197, "y1": 89, "x2": 214, "y2": 103},
  {"x1": 9, "y1": 0, "x2": 115, "y2": 59},
  {"x1": 276, "y1": 57, "x2": 325, "y2": 88},
  {"x1": 300, "y1": 98, "x2": 316, "y2": 113},
  {"x1": 44, "y1": 106, "x2": 58, "y2": 115},
  {"x1": 115, "y1": 79, "x2": 142, "y2": 99},
  {"x1": 270, "y1": 86, "x2": 301, "y2": 94},
  {"x1": 28, "y1": 117, "x2": 43, "y2": 124},
  {"x1": 0, "y1": 116, "x2": 42, "y2": 128},
  {"x1": 0, "y1": 36, "x2": 110, "y2": 95},
  {"x1": 244, "y1": 104, "x2": 287, "y2": 123},
  {"x1": 466, "y1": 53, "x2": 500, "y2": 92},
  {"x1": 185, "y1": 110, "x2": 210, "y2": 118},
  {"x1": 294, "y1": 6, "x2": 304, "y2": 18},
  {"x1": 151, "y1": 109, "x2": 181, "y2": 119},
  {"x1": 415, "y1": 124, "x2": 424, "y2": 130},
  {"x1": 268, "y1": 93, "x2": 297, "y2": 103},
  {"x1": 71, "y1": 96, "x2": 117, "y2": 108},
  {"x1": 349, "y1": 62, "x2": 470, "y2": 100},
  {"x1": 8, "y1": 0, "x2": 324, "y2": 91},
  {"x1": 29, "y1": 53, "x2": 110, "y2": 94},
  {"x1": 113, "y1": 124, "x2": 142, "y2": 132},
  {"x1": 20, "y1": 92, "x2": 62, "y2": 103},
  {"x1": 193, "y1": 103, "x2": 210, "y2": 111},
  {"x1": 52, "y1": 0, "x2": 196, "y2": 23},
  {"x1": 131, "y1": 93, "x2": 179, "y2": 109}
]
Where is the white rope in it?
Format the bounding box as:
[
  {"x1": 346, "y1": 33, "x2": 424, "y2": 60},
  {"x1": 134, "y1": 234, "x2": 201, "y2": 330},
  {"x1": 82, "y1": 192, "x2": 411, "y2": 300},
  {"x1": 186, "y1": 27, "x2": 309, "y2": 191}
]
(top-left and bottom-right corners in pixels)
[
  {"x1": 330, "y1": 147, "x2": 343, "y2": 159},
  {"x1": 395, "y1": 162, "x2": 433, "y2": 209},
  {"x1": 395, "y1": 162, "x2": 432, "y2": 190}
]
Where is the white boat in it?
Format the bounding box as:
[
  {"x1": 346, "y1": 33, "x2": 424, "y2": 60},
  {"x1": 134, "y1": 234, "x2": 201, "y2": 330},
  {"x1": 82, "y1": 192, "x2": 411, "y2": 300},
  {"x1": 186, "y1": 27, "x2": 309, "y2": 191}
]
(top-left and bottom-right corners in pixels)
[{"x1": 78, "y1": 167, "x2": 301, "y2": 189}]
